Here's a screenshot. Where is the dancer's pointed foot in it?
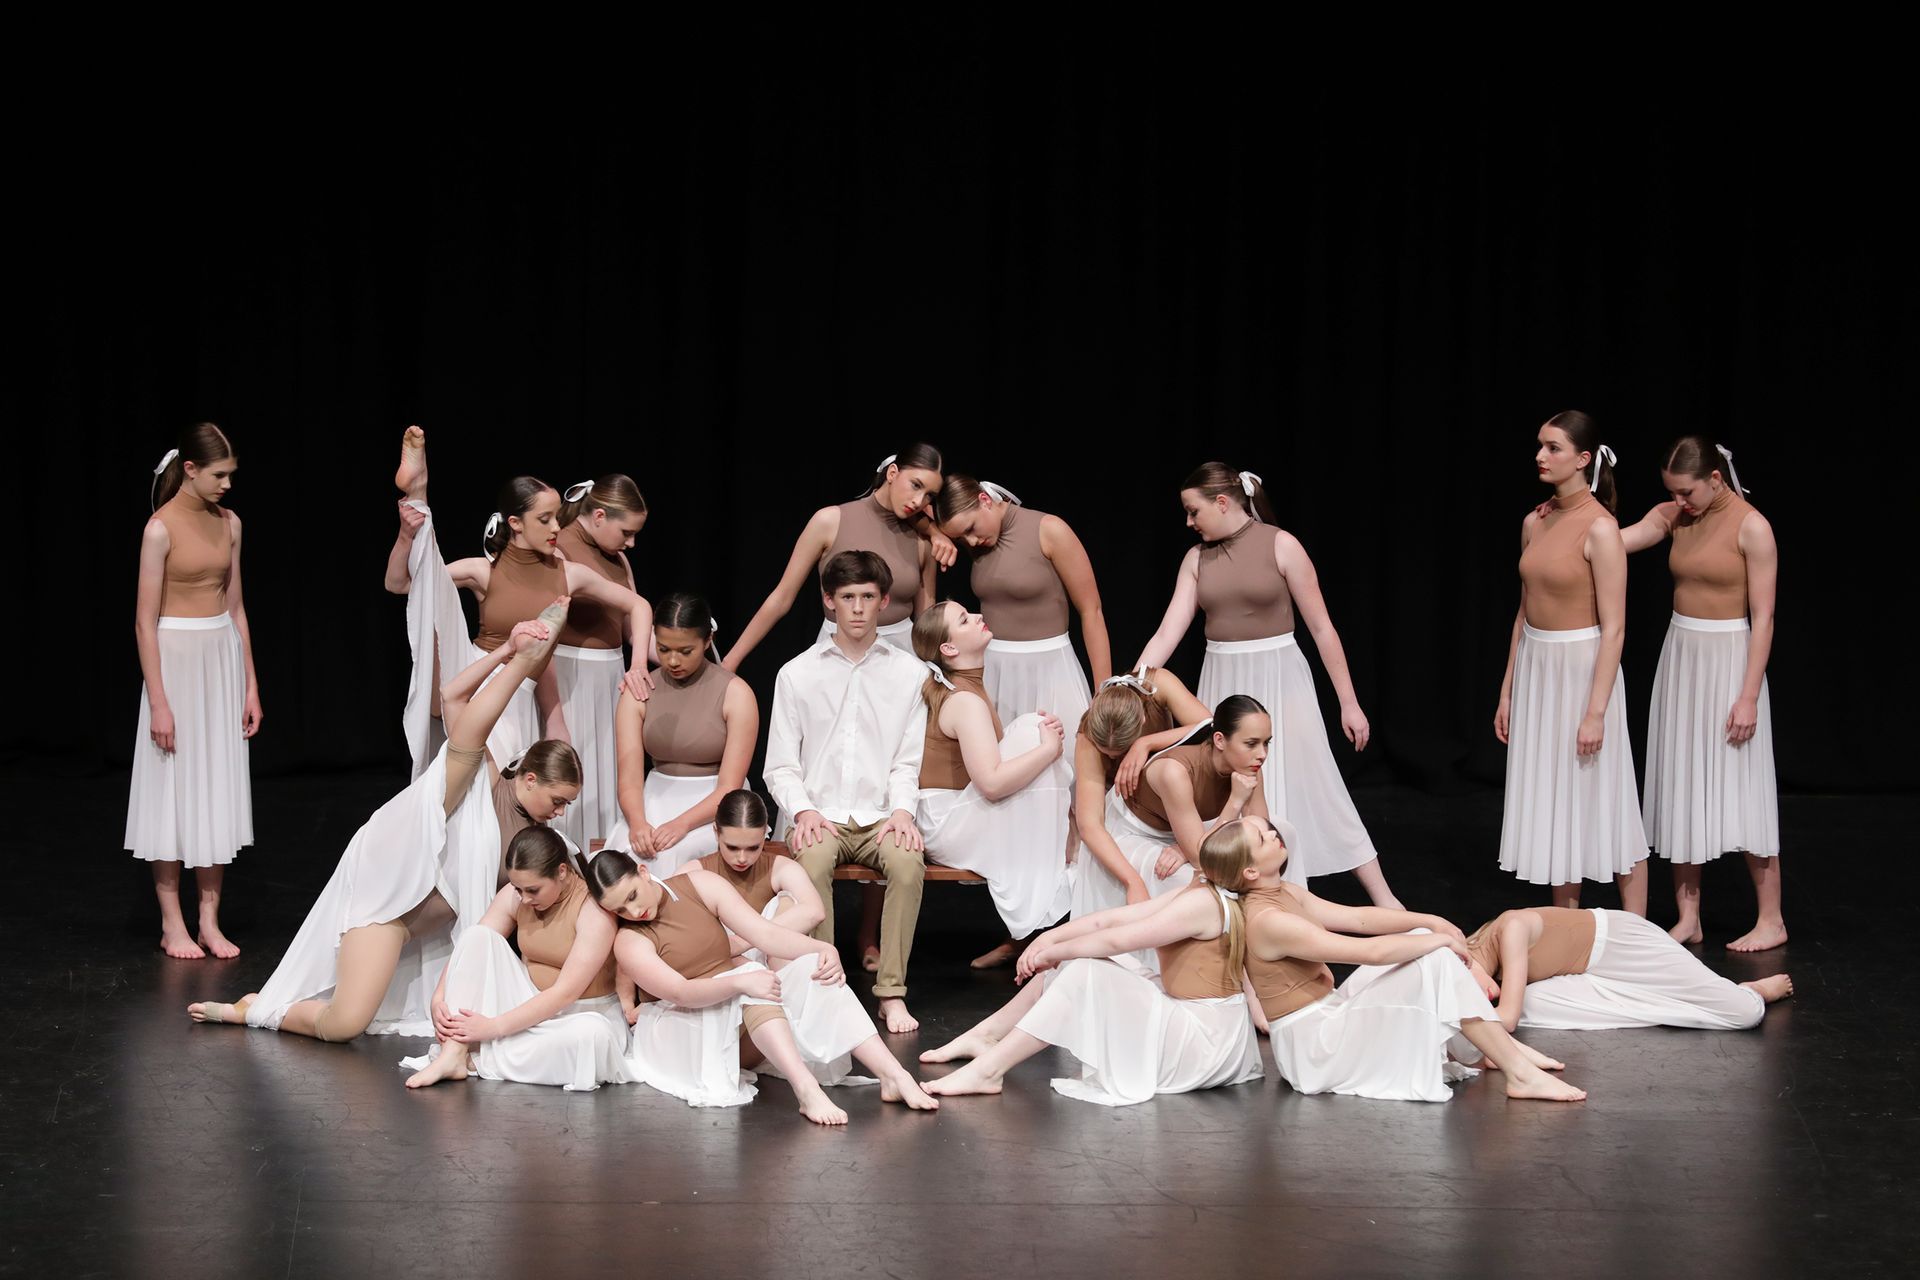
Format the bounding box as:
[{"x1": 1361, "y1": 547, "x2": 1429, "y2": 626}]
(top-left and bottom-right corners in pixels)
[
  {"x1": 878, "y1": 997, "x2": 919, "y2": 1035},
  {"x1": 395, "y1": 425, "x2": 428, "y2": 499},
  {"x1": 161, "y1": 928, "x2": 205, "y2": 960},
  {"x1": 405, "y1": 1046, "x2": 471, "y2": 1089},
  {"x1": 1728, "y1": 922, "x2": 1788, "y2": 953},
  {"x1": 1742, "y1": 973, "x2": 1793, "y2": 1003},
  {"x1": 969, "y1": 942, "x2": 1018, "y2": 970},
  {"x1": 919, "y1": 1029, "x2": 1000, "y2": 1064},
  {"x1": 921, "y1": 1061, "x2": 1003, "y2": 1097},
  {"x1": 1476, "y1": 1040, "x2": 1565, "y2": 1073},
  {"x1": 187, "y1": 993, "x2": 257, "y2": 1025},
  {"x1": 880, "y1": 1071, "x2": 941, "y2": 1111}
]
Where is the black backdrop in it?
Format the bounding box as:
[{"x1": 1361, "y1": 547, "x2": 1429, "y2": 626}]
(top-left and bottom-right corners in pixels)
[{"x1": 14, "y1": 51, "x2": 1913, "y2": 798}]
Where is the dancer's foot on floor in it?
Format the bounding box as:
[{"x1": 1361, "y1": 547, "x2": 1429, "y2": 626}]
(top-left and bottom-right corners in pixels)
[
  {"x1": 1742, "y1": 973, "x2": 1794, "y2": 1003},
  {"x1": 921, "y1": 1061, "x2": 1003, "y2": 1097},
  {"x1": 1503, "y1": 1065, "x2": 1586, "y2": 1102},
  {"x1": 395, "y1": 425, "x2": 428, "y2": 499},
  {"x1": 187, "y1": 993, "x2": 257, "y2": 1025},
  {"x1": 1669, "y1": 915, "x2": 1704, "y2": 945},
  {"x1": 919, "y1": 1029, "x2": 1001, "y2": 1064},
  {"x1": 879, "y1": 1069, "x2": 941, "y2": 1111},
  {"x1": 793, "y1": 1077, "x2": 849, "y2": 1126},
  {"x1": 197, "y1": 916, "x2": 241, "y2": 959},
  {"x1": 1728, "y1": 922, "x2": 1788, "y2": 953},
  {"x1": 405, "y1": 1047, "x2": 471, "y2": 1089},
  {"x1": 970, "y1": 942, "x2": 1018, "y2": 970},
  {"x1": 877, "y1": 997, "x2": 919, "y2": 1035},
  {"x1": 161, "y1": 928, "x2": 205, "y2": 960}
]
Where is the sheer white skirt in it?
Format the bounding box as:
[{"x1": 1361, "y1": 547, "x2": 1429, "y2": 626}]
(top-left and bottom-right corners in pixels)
[{"x1": 125, "y1": 614, "x2": 254, "y2": 867}]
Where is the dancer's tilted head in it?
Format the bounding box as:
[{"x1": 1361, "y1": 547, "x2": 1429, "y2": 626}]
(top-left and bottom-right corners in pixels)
[
  {"x1": 655, "y1": 593, "x2": 719, "y2": 676},
  {"x1": 583, "y1": 847, "x2": 665, "y2": 922},
  {"x1": 483, "y1": 476, "x2": 561, "y2": 560},
  {"x1": 1660, "y1": 434, "x2": 1743, "y2": 515},
  {"x1": 1195, "y1": 820, "x2": 1262, "y2": 974},
  {"x1": 1180, "y1": 461, "x2": 1275, "y2": 539},
  {"x1": 932, "y1": 474, "x2": 1019, "y2": 547},
  {"x1": 1082, "y1": 681, "x2": 1157, "y2": 760},
  {"x1": 820, "y1": 550, "x2": 893, "y2": 643},
  {"x1": 712, "y1": 790, "x2": 771, "y2": 874},
  {"x1": 1210, "y1": 694, "x2": 1272, "y2": 776},
  {"x1": 505, "y1": 740, "x2": 582, "y2": 822},
  {"x1": 559, "y1": 473, "x2": 648, "y2": 553},
  {"x1": 867, "y1": 443, "x2": 945, "y2": 520},
  {"x1": 504, "y1": 827, "x2": 578, "y2": 911},
  {"x1": 1537, "y1": 410, "x2": 1617, "y2": 512},
  {"x1": 151, "y1": 421, "x2": 236, "y2": 510},
  {"x1": 1201, "y1": 814, "x2": 1295, "y2": 886},
  {"x1": 911, "y1": 600, "x2": 991, "y2": 680}
]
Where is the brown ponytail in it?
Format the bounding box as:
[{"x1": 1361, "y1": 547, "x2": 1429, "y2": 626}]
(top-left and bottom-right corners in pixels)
[
  {"x1": 1182, "y1": 461, "x2": 1276, "y2": 525},
  {"x1": 150, "y1": 422, "x2": 234, "y2": 511},
  {"x1": 558, "y1": 474, "x2": 647, "y2": 528}
]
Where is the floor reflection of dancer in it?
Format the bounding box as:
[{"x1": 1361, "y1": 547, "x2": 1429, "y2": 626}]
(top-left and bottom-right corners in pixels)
[
  {"x1": 129, "y1": 423, "x2": 260, "y2": 960},
  {"x1": 186, "y1": 606, "x2": 572, "y2": 1040},
  {"x1": 1618, "y1": 437, "x2": 1784, "y2": 951}
]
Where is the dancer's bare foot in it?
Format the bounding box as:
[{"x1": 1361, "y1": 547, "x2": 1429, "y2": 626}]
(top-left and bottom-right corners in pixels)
[
  {"x1": 160, "y1": 928, "x2": 205, "y2": 960},
  {"x1": 1728, "y1": 922, "x2": 1788, "y2": 953},
  {"x1": 197, "y1": 919, "x2": 241, "y2": 960},
  {"x1": 1669, "y1": 916, "x2": 1704, "y2": 945},
  {"x1": 969, "y1": 942, "x2": 1018, "y2": 970},
  {"x1": 878, "y1": 997, "x2": 919, "y2": 1034},
  {"x1": 880, "y1": 1071, "x2": 941, "y2": 1111},
  {"x1": 918, "y1": 1029, "x2": 1001, "y2": 1064},
  {"x1": 395, "y1": 426, "x2": 428, "y2": 499},
  {"x1": 1742, "y1": 973, "x2": 1793, "y2": 1003},
  {"x1": 793, "y1": 1078, "x2": 849, "y2": 1126},
  {"x1": 862, "y1": 947, "x2": 881, "y2": 973},
  {"x1": 187, "y1": 992, "x2": 257, "y2": 1024},
  {"x1": 405, "y1": 1046, "x2": 471, "y2": 1089},
  {"x1": 921, "y1": 1061, "x2": 1003, "y2": 1097},
  {"x1": 1504, "y1": 1066, "x2": 1586, "y2": 1102}
]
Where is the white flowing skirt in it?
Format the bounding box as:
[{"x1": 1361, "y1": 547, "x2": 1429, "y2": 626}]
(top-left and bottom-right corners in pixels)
[
  {"x1": 1069, "y1": 791, "x2": 1195, "y2": 972},
  {"x1": 247, "y1": 747, "x2": 501, "y2": 1035},
  {"x1": 982, "y1": 634, "x2": 1092, "y2": 733},
  {"x1": 125, "y1": 614, "x2": 254, "y2": 867},
  {"x1": 623, "y1": 954, "x2": 878, "y2": 1108},
  {"x1": 396, "y1": 927, "x2": 632, "y2": 1090},
  {"x1": 1498, "y1": 625, "x2": 1650, "y2": 885},
  {"x1": 1643, "y1": 615, "x2": 1780, "y2": 863},
  {"x1": 551, "y1": 644, "x2": 625, "y2": 851},
  {"x1": 1270, "y1": 945, "x2": 1493, "y2": 1103},
  {"x1": 403, "y1": 501, "x2": 538, "y2": 779},
  {"x1": 815, "y1": 617, "x2": 914, "y2": 649},
  {"x1": 1017, "y1": 958, "x2": 1261, "y2": 1107},
  {"x1": 918, "y1": 713, "x2": 1074, "y2": 937},
  {"x1": 1520, "y1": 909, "x2": 1765, "y2": 1031},
  {"x1": 1197, "y1": 634, "x2": 1376, "y2": 880},
  {"x1": 602, "y1": 771, "x2": 722, "y2": 877}
]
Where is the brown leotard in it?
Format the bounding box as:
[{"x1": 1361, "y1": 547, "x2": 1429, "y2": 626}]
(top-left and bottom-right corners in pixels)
[
  {"x1": 823, "y1": 495, "x2": 922, "y2": 626},
  {"x1": 1467, "y1": 907, "x2": 1596, "y2": 982},
  {"x1": 153, "y1": 496, "x2": 232, "y2": 618},
  {"x1": 517, "y1": 880, "x2": 617, "y2": 998},
  {"x1": 1155, "y1": 884, "x2": 1244, "y2": 999},
  {"x1": 1197, "y1": 521, "x2": 1294, "y2": 642},
  {"x1": 697, "y1": 849, "x2": 782, "y2": 913},
  {"x1": 1518, "y1": 492, "x2": 1605, "y2": 630},
  {"x1": 475, "y1": 543, "x2": 568, "y2": 653},
  {"x1": 555, "y1": 521, "x2": 627, "y2": 649},
  {"x1": 1668, "y1": 489, "x2": 1755, "y2": 620},
  {"x1": 919, "y1": 668, "x2": 1003, "y2": 791},
  {"x1": 645, "y1": 661, "x2": 732, "y2": 777},
  {"x1": 1243, "y1": 884, "x2": 1336, "y2": 1019},
  {"x1": 1125, "y1": 742, "x2": 1231, "y2": 834},
  {"x1": 971, "y1": 506, "x2": 1069, "y2": 640},
  {"x1": 632, "y1": 874, "x2": 736, "y2": 1001}
]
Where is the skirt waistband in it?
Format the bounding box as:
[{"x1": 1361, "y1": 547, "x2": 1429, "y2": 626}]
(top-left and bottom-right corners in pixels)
[
  {"x1": 1522, "y1": 623, "x2": 1601, "y2": 643},
  {"x1": 1269, "y1": 991, "x2": 1333, "y2": 1029},
  {"x1": 157, "y1": 614, "x2": 234, "y2": 632},
  {"x1": 1106, "y1": 792, "x2": 1173, "y2": 842},
  {"x1": 1670, "y1": 612, "x2": 1751, "y2": 633},
  {"x1": 554, "y1": 643, "x2": 625, "y2": 661},
  {"x1": 1203, "y1": 633, "x2": 1298, "y2": 654},
  {"x1": 1586, "y1": 906, "x2": 1610, "y2": 969},
  {"x1": 987, "y1": 632, "x2": 1073, "y2": 654},
  {"x1": 647, "y1": 768, "x2": 721, "y2": 785}
]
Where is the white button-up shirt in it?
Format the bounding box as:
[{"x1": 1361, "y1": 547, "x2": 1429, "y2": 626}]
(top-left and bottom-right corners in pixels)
[{"x1": 763, "y1": 636, "x2": 928, "y2": 828}]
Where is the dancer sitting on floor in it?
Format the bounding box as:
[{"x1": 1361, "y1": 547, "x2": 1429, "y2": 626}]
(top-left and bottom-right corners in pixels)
[
  {"x1": 401, "y1": 827, "x2": 629, "y2": 1091},
  {"x1": 695, "y1": 790, "x2": 825, "y2": 949},
  {"x1": 1204, "y1": 816, "x2": 1587, "y2": 1103},
  {"x1": 188, "y1": 604, "x2": 575, "y2": 1040},
  {"x1": 1464, "y1": 905, "x2": 1791, "y2": 1033},
  {"x1": 582, "y1": 849, "x2": 939, "y2": 1125},
  {"x1": 916, "y1": 839, "x2": 1264, "y2": 1107}
]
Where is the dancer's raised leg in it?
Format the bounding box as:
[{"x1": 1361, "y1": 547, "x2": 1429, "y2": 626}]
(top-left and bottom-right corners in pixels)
[{"x1": 395, "y1": 425, "x2": 428, "y2": 501}]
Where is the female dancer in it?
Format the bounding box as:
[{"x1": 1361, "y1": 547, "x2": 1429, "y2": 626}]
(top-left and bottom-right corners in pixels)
[
  {"x1": 603, "y1": 596, "x2": 758, "y2": 877},
  {"x1": 910, "y1": 601, "x2": 1074, "y2": 944},
  {"x1": 384, "y1": 427, "x2": 652, "y2": 777},
  {"x1": 130, "y1": 423, "x2": 260, "y2": 959},
  {"x1": 721, "y1": 444, "x2": 947, "y2": 669},
  {"x1": 1070, "y1": 694, "x2": 1271, "y2": 968},
  {"x1": 1464, "y1": 905, "x2": 1791, "y2": 1034},
  {"x1": 400, "y1": 826, "x2": 629, "y2": 1091},
  {"x1": 581, "y1": 851, "x2": 939, "y2": 1125},
  {"x1": 1617, "y1": 437, "x2": 1784, "y2": 951},
  {"x1": 1495, "y1": 411, "x2": 1649, "y2": 912},
  {"x1": 931, "y1": 475, "x2": 1111, "y2": 728},
  {"x1": 1206, "y1": 817, "x2": 1588, "y2": 1103},
  {"x1": 695, "y1": 790, "x2": 826, "y2": 947},
  {"x1": 1133, "y1": 463, "x2": 1400, "y2": 907},
  {"x1": 187, "y1": 605, "x2": 576, "y2": 1040},
  {"x1": 915, "y1": 843, "x2": 1263, "y2": 1106},
  {"x1": 548, "y1": 474, "x2": 649, "y2": 852}
]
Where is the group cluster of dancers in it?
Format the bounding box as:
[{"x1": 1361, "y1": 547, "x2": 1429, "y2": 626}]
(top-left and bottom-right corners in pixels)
[{"x1": 133, "y1": 414, "x2": 1792, "y2": 1124}]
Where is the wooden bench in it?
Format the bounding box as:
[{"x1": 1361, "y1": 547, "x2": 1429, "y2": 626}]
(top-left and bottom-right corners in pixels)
[{"x1": 588, "y1": 838, "x2": 985, "y2": 885}]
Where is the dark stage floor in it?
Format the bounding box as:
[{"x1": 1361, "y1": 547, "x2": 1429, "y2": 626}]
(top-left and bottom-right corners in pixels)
[{"x1": 8, "y1": 774, "x2": 1917, "y2": 1279}]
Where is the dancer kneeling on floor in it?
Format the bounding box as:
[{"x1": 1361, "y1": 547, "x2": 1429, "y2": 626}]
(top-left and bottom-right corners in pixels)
[
  {"x1": 1206, "y1": 816, "x2": 1587, "y2": 1103},
  {"x1": 916, "y1": 838, "x2": 1264, "y2": 1106},
  {"x1": 1464, "y1": 906, "x2": 1791, "y2": 1033},
  {"x1": 582, "y1": 850, "x2": 939, "y2": 1125},
  {"x1": 401, "y1": 827, "x2": 629, "y2": 1090}
]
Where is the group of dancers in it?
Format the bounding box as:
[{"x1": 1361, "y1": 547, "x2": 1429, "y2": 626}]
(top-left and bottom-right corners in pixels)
[{"x1": 131, "y1": 415, "x2": 1792, "y2": 1123}]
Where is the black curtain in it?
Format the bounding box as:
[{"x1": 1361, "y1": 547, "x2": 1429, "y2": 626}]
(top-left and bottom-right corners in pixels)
[{"x1": 15, "y1": 49, "x2": 1912, "y2": 797}]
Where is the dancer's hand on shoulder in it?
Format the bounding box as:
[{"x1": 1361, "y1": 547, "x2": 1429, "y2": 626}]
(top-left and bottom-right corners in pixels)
[
  {"x1": 1115, "y1": 740, "x2": 1152, "y2": 797},
  {"x1": 622, "y1": 664, "x2": 655, "y2": 703}
]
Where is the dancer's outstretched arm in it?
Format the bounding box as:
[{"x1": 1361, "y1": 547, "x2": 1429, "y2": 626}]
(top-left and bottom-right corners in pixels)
[
  {"x1": 1280, "y1": 531, "x2": 1369, "y2": 751},
  {"x1": 1617, "y1": 501, "x2": 1677, "y2": 554},
  {"x1": 1020, "y1": 888, "x2": 1220, "y2": 977},
  {"x1": 1297, "y1": 891, "x2": 1466, "y2": 944},
  {"x1": 1013, "y1": 890, "x2": 1193, "y2": 981},
  {"x1": 1073, "y1": 735, "x2": 1149, "y2": 902},
  {"x1": 613, "y1": 930, "x2": 777, "y2": 1010},
  {"x1": 690, "y1": 868, "x2": 845, "y2": 981},
  {"x1": 443, "y1": 608, "x2": 565, "y2": 811},
  {"x1": 564, "y1": 567, "x2": 654, "y2": 701},
  {"x1": 1132, "y1": 547, "x2": 1200, "y2": 671},
  {"x1": 722, "y1": 507, "x2": 839, "y2": 672},
  {"x1": 1250, "y1": 907, "x2": 1467, "y2": 970},
  {"x1": 1042, "y1": 514, "x2": 1112, "y2": 686}
]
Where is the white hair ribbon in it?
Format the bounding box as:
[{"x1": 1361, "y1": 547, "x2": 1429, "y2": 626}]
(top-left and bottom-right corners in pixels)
[
  {"x1": 876, "y1": 453, "x2": 898, "y2": 472},
  {"x1": 1099, "y1": 663, "x2": 1156, "y2": 695},
  {"x1": 1238, "y1": 470, "x2": 1264, "y2": 497},
  {"x1": 564, "y1": 479, "x2": 593, "y2": 502},
  {"x1": 1716, "y1": 444, "x2": 1748, "y2": 495},
  {"x1": 153, "y1": 448, "x2": 179, "y2": 475},
  {"x1": 1589, "y1": 445, "x2": 1616, "y2": 491},
  {"x1": 483, "y1": 512, "x2": 503, "y2": 560},
  {"x1": 1213, "y1": 884, "x2": 1242, "y2": 901},
  {"x1": 980, "y1": 481, "x2": 1023, "y2": 506},
  {"x1": 923, "y1": 660, "x2": 956, "y2": 692}
]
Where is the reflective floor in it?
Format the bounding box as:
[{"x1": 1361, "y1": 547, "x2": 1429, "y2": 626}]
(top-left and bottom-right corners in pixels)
[{"x1": 11, "y1": 775, "x2": 1915, "y2": 1279}]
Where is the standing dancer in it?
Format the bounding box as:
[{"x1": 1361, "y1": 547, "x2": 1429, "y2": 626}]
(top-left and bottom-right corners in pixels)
[
  {"x1": 186, "y1": 607, "x2": 573, "y2": 1040},
  {"x1": 932, "y1": 475, "x2": 1111, "y2": 728},
  {"x1": 549, "y1": 475, "x2": 649, "y2": 852},
  {"x1": 1617, "y1": 437, "x2": 1784, "y2": 951},
  {"x1": 604, "y1": 596, "x2": 758, "y2": 877},
  {"x1": 722, "y1": 444, "x2": 947, "y2": 670},
  {"x1": 129, "y1": 423, "x2": 260, "y2": 959},
  {"x1": 1494, "y1": 412, "x2": 1649, "y2": 913},
  {"x1": 383, "y1": 427, "x2": 652, "y2": 778},
  {"x1": 1133, "y1": 463, "x2": 1400, "y2": 907}
]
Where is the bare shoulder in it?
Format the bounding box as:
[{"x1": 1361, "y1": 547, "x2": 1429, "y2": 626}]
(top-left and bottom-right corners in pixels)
[
  {"x1": 1739, "y1": 507, "x2": 1775, "y2": 544},
  {"x1": 141, "y1": 516, "x2": 172, "y2": 549}
]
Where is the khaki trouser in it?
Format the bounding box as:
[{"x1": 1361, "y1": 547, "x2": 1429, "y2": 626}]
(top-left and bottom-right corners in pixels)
[{"x1": 796, "y1": 818, "x2": 924, "y2": 998}]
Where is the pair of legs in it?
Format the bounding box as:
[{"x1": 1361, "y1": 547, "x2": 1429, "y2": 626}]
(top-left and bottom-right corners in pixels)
[
  {"x1": 1669, "y1": 853, "x2": 1786, "y2": 951},
  {"x1": 154, "y1": 862, "x2": 238, "y2": 959},
  {"x1": 1550, "y1": 860, "x2": 1649, "y2": 916},
  {"x1": 737, "y1": 1006, "x2": 937, "y2": 1125},
  {"x1": 797, "y1": 821, "x2": 924, "y2": 1034}
]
